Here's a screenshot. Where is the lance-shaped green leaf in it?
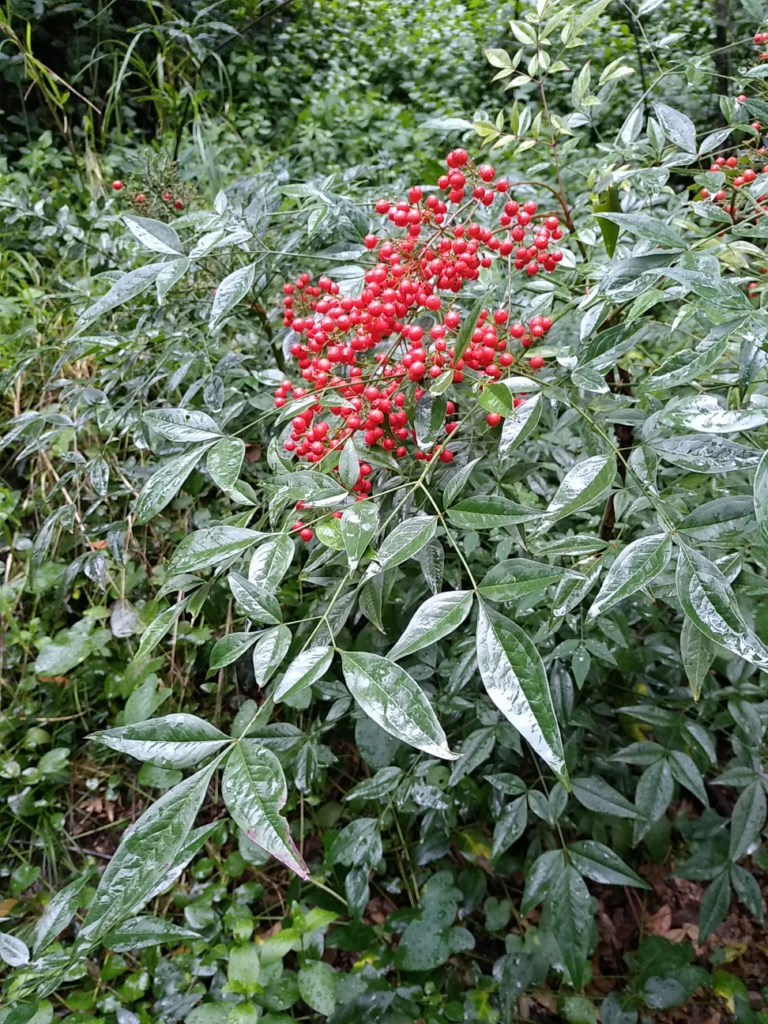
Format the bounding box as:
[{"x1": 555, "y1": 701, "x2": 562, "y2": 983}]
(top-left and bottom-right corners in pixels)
[
  {"x1": 341, "y1": 501, "x2": 379, "y2": 569},
  {"x1": 443, "y1": 459, "x2": 481, "y2": 507},
  {"x1": 388, "y1": 591, "x2": 473, "y2": 661},
  {"x1": 476, "y1": 603, "x2": 567, "y2": 783},
  {"x1": 274, "y1": 646, "x2": 334, "y2": 703},
  {"x1": 0, "y1": 932, "x2": 29, "y2": 967},
  {"x1": 568, "y1": 840, "x2": 649, "y2": 888},
  {"x1": 638, "y1": 327, "x2": 732, "y2": 393},
  {"x1": 340, "y1": 650, "x2": 457, "y2": 760},
  {"x1": 338, "y1": 439, "x2": 360, "y2": 490},
  {"x1": 653, "y1": 101, "x2": 696, "y2": 154},
  {"x1": 209, "y1": 631, "x2": 259, "y2": 671},
  {"x1": 415, "y1": 392, "x2": 447, "y2": 450},
  {"x1": 103, "y1": 916, "x2": 201, "y2": 952},
  {"x1": 730, "y1": 781, "x2": 767, "y2": 862},
  {"x1": 210, "y1": 262, "x2": 256, "y2": 330},
  {"x1": 756, "y1": 451, "x2": 768, "y2": 559},
  {"x1": 32, "y1": 872, "x2": 90, "y2": 954},
  {"x1": 221, "y1": 741, "x2": 308, "y2": 878},
  {"x1": 73, "y1": 262, "x2": 165, "y2": 334},
  {"x1": 228, "y1": 573, "x2": 283, "y2": 625},
  {"x1": 651, "y1": 434, "x2": 762, "y2": 473},
  {"x1": 680, "y1": 617, "x2": 715, "y2": 701},
  {"x1": 368, "y1": 516, "x2": 437, "y2": 574},
  {"x1": 248, "y1": 534, "x2": 294, "y2": 591},
  {"x1": 123, "y1": 215, "x2": 184, "y2": 255},
  {"x1": 545, "y1": 455, "x2": 614, "y2": 523},
  {"x1": 586, "y1": 533, "x2": 671, "y2": 621},
  {"x1": 207, "y1": 437, "x2": 245, "y2": 491},
  {"x1": 549, "y1": 864, "x2": 594, "y2": 990},
  {"x1": 499, "y1": 393, "x2": 543, "y2": 459},
  {"x1": 678, "y1": 496, "x2": 755, "y2": 542},
  {"x1": 453, "y1": 294, "x2": 486, "y2": 363},
  {"x1": 676, "y1": 547, "x2": 768, "y2": 668},
  {"x1": 170, "y1": 527, "x2": 262, "y2": 575},
  {"x1": 492, "y1": 797, "x2": 528, "y2": 859},
  {"x1": 135, "y1": 599, "x2": 187, "y2": 661},
  {"x1": 144, "y1": 408, "x2": 222, "y2": 443},
  {"x1": 447, "y1": 496, "x2": 539, "y2": 530},
  {"x1": 252, "y1": 625, "x2": 291, "y2": 686},
  {"x1": 135, "y1": 444, "x2": 212, "y2": 524},
  {"x1": 90, "y1": 713, "x2": 230, "y2": 769},
  {"x1": 77, "y1": 758, "x2": 220, "y2": 947},
  {"x1": 479, "y1": 559, "x2": 583, "y2": 602}
]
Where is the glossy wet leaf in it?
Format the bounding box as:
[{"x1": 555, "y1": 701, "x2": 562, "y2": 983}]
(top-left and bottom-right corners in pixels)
[
  {"x1": 135, "y1": 444, "x2": 212, "y2": 524},
  {"x1": 549, "y1": 865, "x2": 595, "y2": 991},
  {"x1": 32, "y1": 873, "x2": 90, "y2": 954},
  {"x1": 209, "y1": 262, "x2": 256, "y2": 330},
  {"x1": 273, "y1": 646, "x2": 333, "y2": 702},
  {"x1": 651, "y1": 434, "x2": 761, "y2": 473},
  {"x1": 680, "y1": 617, "x2": 715, "y2": 700},
  {"x1": 492, "y1": 797, "x2": 528, "y2": 858},
  {"x1": 479, "y1": 559, "x2": 583, "y2": 602},
  {"x1": 499, "y1": 393, "x2": 543, "y2": 458},
  {"x1": 103, "y1": 916, "x2": 201, "y2": 952},
  {"x1": 756, "y1": 451, "x2": 768, "y2": 558},
  {"x1": 678, "y1": 496, "x2": 755, "y2": 542},
  {"x1": 209, "y1": 631, "x2": 259, "y2": 671},
  {"x1": 415, "y1": 391, "x2": 447, "y2": 450},
  {"x1": 338, "y1": 438, "x2": 359, "y2": 490},
  {"x1": 91, "y1": 713, "x2": 229, "y2": 769},
  {"x1": 207, "y1": 437, "x2": 245, "y2": 491},
  {"x1": 228, "y1": 573, "x2": 283, "y2": 625},
  {"x1": 74, "y1": 262, "x2": 165, "y2": 334},
  {"x1": 248, "y1": 534, "x2": 294, "y2": 591},
  {"x1": 77, "y1": 758, "x2": 220, "y2": 947},
  {"x1": 298, "y1": 961, "x2": 337, "y2": 1017},
  {"x1": 571, "y1": 776, "x2": 637, "y2": 818},
  {"x1": 729, "y1": 781, "x2": 767, "y2": 862},
  {"x1": 568, "y1": 840, "x2": 649, "y2": 888},
  {"x1": 388, "y1": 591, "x2": 473, "y2": 661},
  {"x1": 370, "y1": 516, "x2": 437, "y2": 572},
  {"x1": 340, "y1": 650, "x2": 456, "y2": 760},
  {"x1": 639, "y1": 330, "x2": 730, "y2": 392},
  {"x1": 135, "y1": 600, "x2": 187, "y2": 661},
  {"x1": 545, "y1": 455, "x2": 614, "y2": 523},
  {"x1": 476, "y1": 603, "x2": 567, "y2": 783},
  {"x1": 587, "y1": 534, "x2": 671, "y2": 620},
  {"x1": 443, "y1": 459, "x2": 481, "y2": 507},
  {"x1": 252, "y1": 625, "x2": 292, "y2": 686},
  {"x1": 654, "y1": 101, "x2": 696, "y2": 153},
  {"x1": 0, "y1": 932, "x2": 29, "y2": 968},
  {"x1": 699, "y1": 871, "x2": 731, "y2": 942},
  {"x1": 447, "y1": 495, "x2": 539, "y2": 530},
  {"x1": 170, "y1": 527, "x2": 262, "y2": 575},
  {"x1": 341, "y1": 501, "x2": 379, "y2": 570},
  {"x1": 144, "y1": 408, "x2": 222, "y2": 443},
  {"x1": 676, "y1": 546, "x2": 768, "y2": 667},
  {"x1": 123, "y1": 215, "x2": 184, "y2": 254},
  {"x1": 221, "y1": 741, "x2": 308, "y2": 878}
]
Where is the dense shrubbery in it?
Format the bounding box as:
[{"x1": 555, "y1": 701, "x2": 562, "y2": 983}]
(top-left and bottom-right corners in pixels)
[{"x1": 1, "y1": 2, "x2": 768, "y2": 1023}]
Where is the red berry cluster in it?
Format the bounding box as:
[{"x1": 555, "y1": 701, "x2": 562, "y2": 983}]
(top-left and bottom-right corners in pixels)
[
  {"x1": 698, "y1": 146, "x2": 768, "y2": 217},
  {"x1": 754, "y1": 31, "x2": 768, "y2": 59},
  {"x1": 273, "y1": 151, "x2": 564, "y2": 527},
  {"x1": 111, "y1": 180, "x2": 184, "y2": 211}
]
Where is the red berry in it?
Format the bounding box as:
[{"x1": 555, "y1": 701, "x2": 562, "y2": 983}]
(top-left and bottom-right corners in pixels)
[
  {"x1": 163, "y1": 192, "x2": 173, "y2": 202},
  {"x1": 135, "y1": 193, "x2": 146, "y2": 204},
  {"x1": 300, "y1": 528, "x2": 314, "y2": 542},
  {"x1": 486, "y1": 413, "x2": 502, "y2": 428},
  {"x1": 529, "y1": 355, "x2": 545, "y2": 370},
  {"x1": 112, "y1": 180, "x2": 124, "y2": 191},
  {"x1": 174, "y1": 199, "x2": 184, "y2": 210}
]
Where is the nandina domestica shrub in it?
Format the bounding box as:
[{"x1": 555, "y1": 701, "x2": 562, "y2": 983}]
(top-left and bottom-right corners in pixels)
[{"x1": 3, "y1": 5, "x2": 768, "y2": 1018}]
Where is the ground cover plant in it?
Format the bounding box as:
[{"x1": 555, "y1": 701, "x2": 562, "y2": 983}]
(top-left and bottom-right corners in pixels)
[{"x1": 1, "y1": 1, "x2": 768, "y2": 1022}]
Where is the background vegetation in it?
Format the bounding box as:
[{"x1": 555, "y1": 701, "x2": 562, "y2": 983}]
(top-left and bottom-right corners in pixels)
[{"x1": 1, "y1": 1, "x2": 767, "y2": 1022}]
